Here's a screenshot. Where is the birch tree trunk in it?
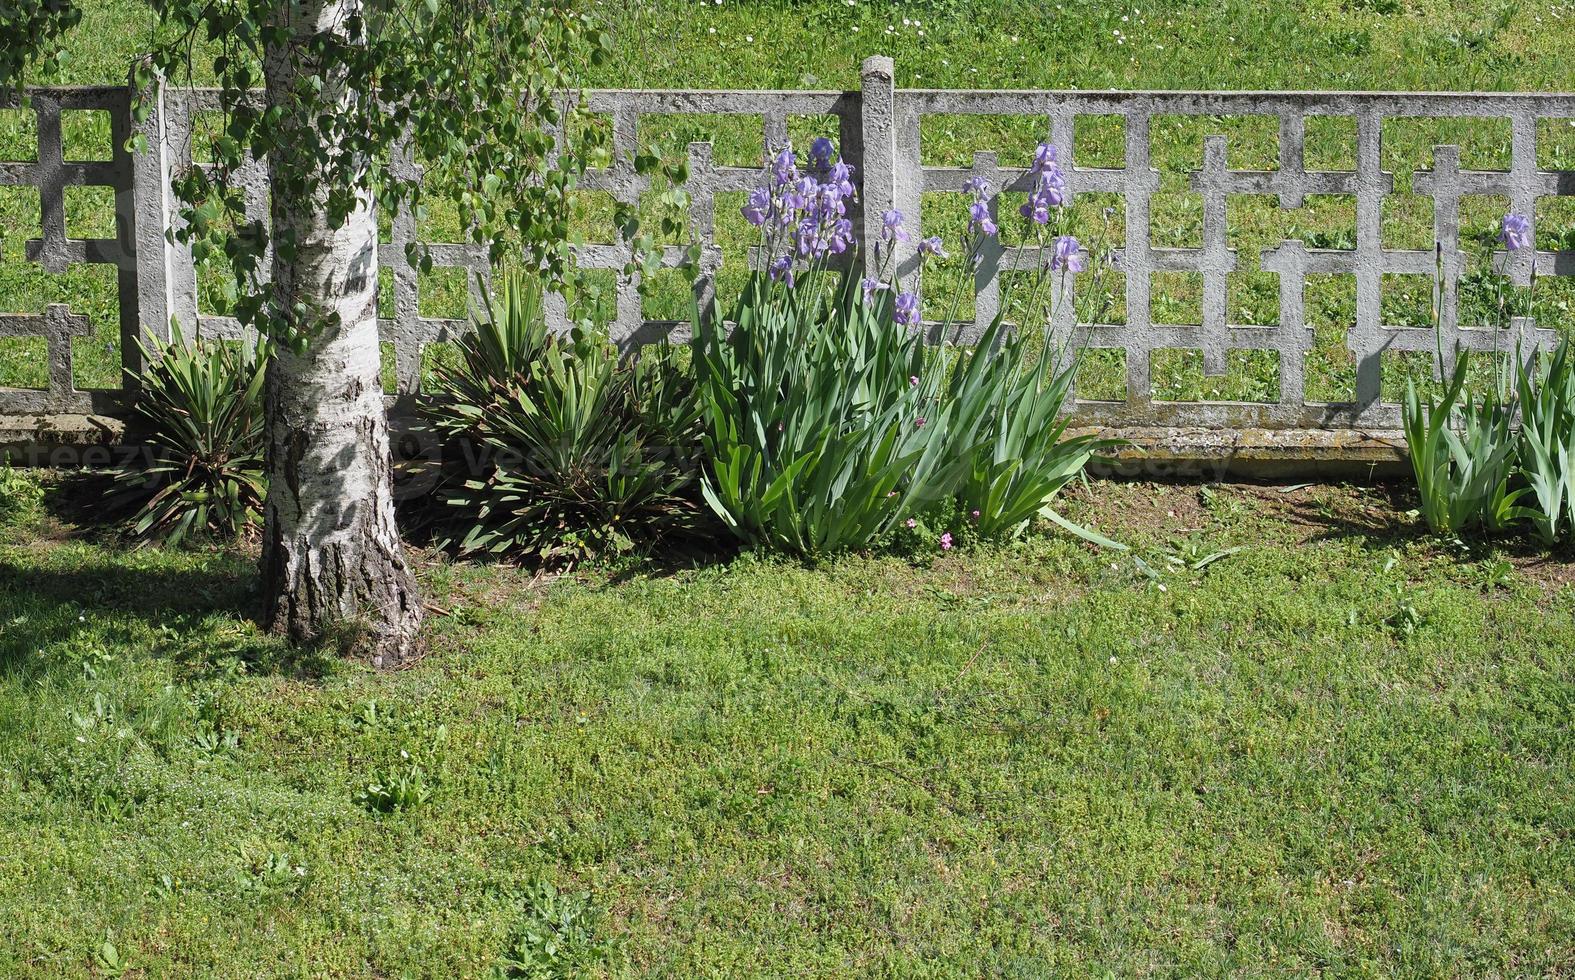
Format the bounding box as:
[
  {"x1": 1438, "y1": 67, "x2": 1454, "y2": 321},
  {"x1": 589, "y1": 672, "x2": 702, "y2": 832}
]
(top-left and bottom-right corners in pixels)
[{"x1": 259, "y1": 0, "x2": 423, "y2": 665}]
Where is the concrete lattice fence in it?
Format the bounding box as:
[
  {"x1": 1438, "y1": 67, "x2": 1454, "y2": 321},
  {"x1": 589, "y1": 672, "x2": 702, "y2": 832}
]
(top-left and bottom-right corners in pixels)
[{"x1": 3, "y1": 57, "x2": 1574, "y2": 472}]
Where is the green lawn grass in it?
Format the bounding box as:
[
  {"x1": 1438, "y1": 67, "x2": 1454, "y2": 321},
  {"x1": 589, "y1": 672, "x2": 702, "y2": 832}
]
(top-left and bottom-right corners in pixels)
[
  {"x1": 4, "y1": 10, "x2": 1575, "y2": 971},
  {"x1": 2, "y1": 471, "x2": 1573, "y2": 975},
  {"x1": 3, "y1": 0, "x2": 1574, "y2": 400}
]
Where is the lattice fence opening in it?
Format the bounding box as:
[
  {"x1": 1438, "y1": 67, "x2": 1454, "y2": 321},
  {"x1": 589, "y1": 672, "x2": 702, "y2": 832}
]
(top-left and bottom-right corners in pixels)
[{"x1": 0, "y1": 86, "x2": 137, "y2": 415}]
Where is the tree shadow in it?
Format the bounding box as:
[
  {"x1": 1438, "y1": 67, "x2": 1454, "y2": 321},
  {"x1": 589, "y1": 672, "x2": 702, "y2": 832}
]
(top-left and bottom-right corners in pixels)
[{"x1": 0, "y1": 545, "x2": 335, "y2": 681}]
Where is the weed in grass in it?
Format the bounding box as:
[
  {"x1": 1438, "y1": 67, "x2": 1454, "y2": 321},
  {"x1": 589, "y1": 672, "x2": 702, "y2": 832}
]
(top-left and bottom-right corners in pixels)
[
  {"x1": 352, "y1": 754, "x2": 433, "y2": 814},
  {"x1": 92, "y1": 937, "x2": 129, "y2": 978},
  {"x1": 494, "y1": 882, "x2": 616, "y2": 980},
  {"x1": 239, "y1": 850, "x2": 311, "y2": 897},
  {"x1": 0, "y1": 462, "x2": 43, "y2": 528}
]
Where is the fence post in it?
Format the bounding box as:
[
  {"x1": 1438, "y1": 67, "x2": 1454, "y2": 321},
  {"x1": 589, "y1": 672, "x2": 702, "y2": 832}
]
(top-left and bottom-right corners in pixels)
[
  {"x1": 858, "y1": 57, "x2": 921, "y2": 294},
  {"x1": 128, "y1": 71, "x2": 175, "y2": 371}
]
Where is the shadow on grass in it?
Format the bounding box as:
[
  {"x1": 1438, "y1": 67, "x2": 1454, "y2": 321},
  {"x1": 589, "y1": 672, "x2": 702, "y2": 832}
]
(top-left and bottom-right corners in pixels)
[
  {"x1": 1271, "y1": 481, "x2": 1425, "y2": 548},
  {"x1": 37, "y1": 469, "x2": 136, "y2": 538},
  {"x1": 0, "y1": 545, "x2": 336, "y2": 681},
  {"x1": 1277, "y1": 482, "x2": 1575, "y2": 570}
]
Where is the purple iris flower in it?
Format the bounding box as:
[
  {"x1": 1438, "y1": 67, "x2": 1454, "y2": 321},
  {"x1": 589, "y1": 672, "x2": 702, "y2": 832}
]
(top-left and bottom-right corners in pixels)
[
  {"x1": 818, "y1": 180, "x2": 848, "y2": 216},
  {"x1": 917, "y1": 235, "x2": 948, "y2": 259},
  {"x1": 1019, "y1": 198, "x2": 1051, "y2": 225},
  {"x1": 893, "y1": 290, "x2": 921, "y2": 327},
  {"x1": 962, "y1": 175, "x2": 991, "y2": 199},
  {"x1": 968, "y1": 199, "x2": 998, "y2": 238},
  {"x1": 771, "y1": 146, "x2": 798, "y2": 187},
  {"x1": 769, "y1": 254, "x2": 794, "y2": 287},
  {"x1": 1500, "y1": 212, "x2": 1533, "y2": 252},
  {"x1": 1038, "y1": 168, "x2": 1066, "y2": 206},
  {"x1": 779, "y1": 182, "x2": 808, "y2": 217},
  {"x1": 829, "y1": 218, "x2": 854, "y2": 254},
  {"x1": 794, "y1": 217, "x2": 822, "y2": 257},
  {"x1": 742, "y1": 187, "x2": 773, "y2": 227},
  {"x1": 1019, "y1": 162, "x2": 1067, "y2": 225},
  {"x1": 862, "y1": 277, "x2": 889, "y2": 303},
  {"x1": 1051, "y1": 235, "x2": 1084, "y2": 272},
  {"x1": 794, "y1": 215, "x2": 851, "y2": 258},
  {"x1": 828, "y1": 160, "x2": 856, "y2": 199},
  {"x1": 1032, "y1": 142, "x2": 1058, "y2": 170},
  {"x1": 809, "y1": 137, "x2": 836, "y2": 169},
  {"x1": 881, "y1": 208, "x2": 911, "y2": 243}
]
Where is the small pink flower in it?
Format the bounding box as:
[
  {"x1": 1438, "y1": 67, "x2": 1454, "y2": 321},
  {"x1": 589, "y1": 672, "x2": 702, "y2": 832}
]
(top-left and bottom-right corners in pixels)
[
  {"x1": 971, "y1": 509, "x2": 980, "y2": 520},
  {"x1": 909, "y1": 375, "x2": 919, "y2": 386},
  {"x1": 914, "y1": 416, "x2": 927, "y2": 428},
  {"x1": 939, "y1": 532, "x2": 954, "y2": 551},
  {"x1": 887, "y1": 490, "x2": 898, "y2": 497},
  {"x1": 905, "y1": 518, "x2": 917, "y2": 528}
]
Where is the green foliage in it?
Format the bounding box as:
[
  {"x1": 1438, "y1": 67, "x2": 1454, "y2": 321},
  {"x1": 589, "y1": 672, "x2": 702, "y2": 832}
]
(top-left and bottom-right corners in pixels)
[
  {"x1": 426, "y1": 270, "x2": 705, "y2": 564},
  {"x1": 1516, "y1": 338, "x2": 1575, "y2": 544},
  {"x1": 352, "y1": 757, "x2": 432, "y2": 814},
  {"x1": 957, "y1": 335, "x2": 1124, "y2": 542},
  {"x1": 0, "y1": 462, "x2": 44, "y2": 529},
  {"x1": 141, "y1": 0, "x2": 640, "y2": 346},
  {"x1": 694, "y1": 181, "x2": 1122, "y2": 556},
  {"x1": 495, "y1": 882, "x2": 614, "y2": 979},
  {"x1": 0, "y1": 1, "x2": 80, "y2": 91},
  {"x1": 4, "y1": 1, "x2": 677, "y2": 351},
  {"x1": 1401, "y1": 350, "x2": 1522, "y2": 536},
  {"x1": 692, "y1": 271, "x2": 984, "y2": 555},
  {"x1": 1397, "y1": 243, "x2": 1575, "y2": 544},
  {"x1": 1400, "y1": 340, "x2": 1575, "y2": 544},
  {"x1": 113, "y1": 326, "x2": 267, "y2": 546}
]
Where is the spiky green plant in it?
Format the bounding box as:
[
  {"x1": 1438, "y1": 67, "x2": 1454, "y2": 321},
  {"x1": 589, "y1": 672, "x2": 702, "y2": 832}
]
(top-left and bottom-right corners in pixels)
[
  {"x1": 692, "y1": 270, "x2": 987, "y2": 555},
  {"x1": 1401, "y1": 349, "x2": 1523, "y2": 536},
  {"x1": 956, "y1": 331, "x2": 1125, "y2": 542},
  {"x1": 1516, "y1": 338, "x2": 1575, "y2": 545},
  {"x1": 426, "y1": 270, "x2": 705, "y2": 565},
  {"x1": 113, "y1": 326, "x2": 268, "y2": 545}
]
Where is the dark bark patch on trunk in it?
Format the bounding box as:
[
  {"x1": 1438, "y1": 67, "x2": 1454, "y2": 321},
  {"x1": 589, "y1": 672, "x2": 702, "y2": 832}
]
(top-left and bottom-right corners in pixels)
[{"x1": 261, "y1": 495, "x2": 425, "y2": 668}]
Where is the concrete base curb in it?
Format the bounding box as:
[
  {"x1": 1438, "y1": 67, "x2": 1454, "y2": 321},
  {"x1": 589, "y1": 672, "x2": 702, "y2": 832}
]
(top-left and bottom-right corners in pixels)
[{"x1": 3, "y1": 414, "x2": 1410, "y2": 482}]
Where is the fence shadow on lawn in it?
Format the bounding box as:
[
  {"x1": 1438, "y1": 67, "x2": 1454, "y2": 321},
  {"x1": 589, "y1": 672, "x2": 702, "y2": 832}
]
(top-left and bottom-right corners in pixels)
[
  {"x1": 1273, "y1": 481, "x2": 1424, "y2": 548},
  {"x1": 1275, "y1": 480, "x2": 1575, "y2": 566}
]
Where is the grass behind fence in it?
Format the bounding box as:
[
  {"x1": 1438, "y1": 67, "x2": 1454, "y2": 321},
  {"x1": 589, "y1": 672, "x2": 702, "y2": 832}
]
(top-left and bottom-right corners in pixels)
[{"x1": 2, "y1": 0, "x2": 1574, "y2": 400}]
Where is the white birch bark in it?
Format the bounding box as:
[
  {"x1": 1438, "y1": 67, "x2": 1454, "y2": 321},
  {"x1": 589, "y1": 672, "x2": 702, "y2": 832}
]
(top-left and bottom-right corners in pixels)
[{"x1": 259, "y1": 0, "x2": 423, "y2": 665}]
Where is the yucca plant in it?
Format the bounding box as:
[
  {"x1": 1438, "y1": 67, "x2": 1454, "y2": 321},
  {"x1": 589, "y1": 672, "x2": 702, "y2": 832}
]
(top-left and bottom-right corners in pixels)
[
  {"x1": 1516, "y1": 337, "x2": 1575, "y2": 544},
  {"x1": 426, "y1": 270, "x2": 705, "y2": 564},
  {"x1": 114, "y1": 324, "x2": 268, "y2": 545}
]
